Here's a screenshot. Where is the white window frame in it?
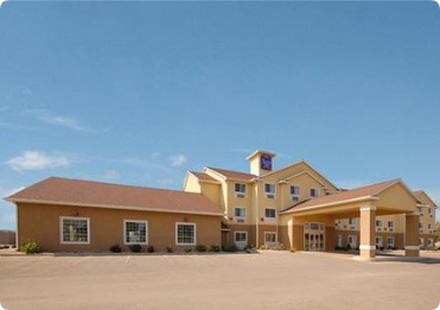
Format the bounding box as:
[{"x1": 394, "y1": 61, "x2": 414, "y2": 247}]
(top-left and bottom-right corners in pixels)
[
  {"x1": 428, "y1": 207, "x2": 433, "y2": 217},
  {"x1": 419, "y1": 238, "x2": 425, "y2": 247},
  {"x1": 60, "y1": 216, "x2": 90, "y2": 245},
  {"x1": 264, "y1": 231, "x2": 277, "y2": 246},
  {"x1": 123, "y1": 220, "x2": 149, "y2": 245},
  {"x1": 264, "y1": 183, "x2": 276, "y2": 199},
  {"x1": 175, "y1": 222, "x2": 196, "y2": 246},
  {"x1": 428, "y1": 223, "x2": 433, "y2": 231},
  {"x1": 376, "y1": 220, "x2": 382, "y2": 231},
  {"x1": 428, "y1": 238, "x2": 434, "y2": 248},
  {"x1": 234, "y1": 183, "x2": 247, "y2": 198},
  {"x1": 348, "y1": 218, "x2": 357, "y2": 229},
  {"x1": 419, "y1": 223, "x2": 424, "y2": 233},
  {"x1": 234, "y1": 207, "x2": 247, "y2": 223},
  {"x1": 234, "y1": 231, "x2": 248, "y2": 246},
  {"x1": 348, "y1": 235, "x2": 357, "y2": 248},
  {"x1": 388, "y1": 221, "x2": 394, "y2": 232},
  {"x1": 376, "y1": 236, "x2": 383, "y2": 247},
  {"x1": 310, "y1": 188, "x2": 320, "y2": 198},
  {"x1": 264, "y1": 208, "x2": 277, "y2": 221},
  {"x1": 387, "y1": 237, "x2": 395, "y2": 249},
  {"x1": 290, "y1": 185, "x2": 301, "y2": 201}
]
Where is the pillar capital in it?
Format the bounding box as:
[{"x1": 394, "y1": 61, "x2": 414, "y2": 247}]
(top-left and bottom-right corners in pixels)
[{"x1": 360, "y1": 205, "x2": 376, "y2": 212}]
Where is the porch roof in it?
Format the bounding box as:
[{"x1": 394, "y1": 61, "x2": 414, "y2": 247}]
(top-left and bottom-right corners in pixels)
[{"x1": 280, "y1": 179, "x2": 420, "y2": 215}]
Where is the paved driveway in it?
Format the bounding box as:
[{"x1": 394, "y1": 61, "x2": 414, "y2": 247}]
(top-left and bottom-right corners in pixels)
[{"x1": 1, "y1": 251, "x2": 440, "y2": 310}]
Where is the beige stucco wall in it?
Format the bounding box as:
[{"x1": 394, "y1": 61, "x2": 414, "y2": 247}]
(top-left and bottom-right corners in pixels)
[{"x1": 17, "y1": 203, "x2": 222, "y2": 253}]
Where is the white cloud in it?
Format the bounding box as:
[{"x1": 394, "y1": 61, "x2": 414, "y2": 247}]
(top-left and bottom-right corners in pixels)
[
  {"x1": 103, "y1": 170, "x2": 121, "y2": 182},
  {"x1": 6, "y1": 151, "x2": 73, "y2": 171},
  {"x1": 23, "y1": 109, "x2": 98, "y2": 133},
  {"x1": 169, "y1": 154, "x2": 187, "y2": 167}
]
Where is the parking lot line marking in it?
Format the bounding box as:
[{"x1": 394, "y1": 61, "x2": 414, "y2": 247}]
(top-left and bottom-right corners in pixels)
[
  {"x1": 69, "y1": 256, "x2": 91, "y2": 268},
  {"x1": 124, "y1": 255, "x2": 130, "y2": 267}
]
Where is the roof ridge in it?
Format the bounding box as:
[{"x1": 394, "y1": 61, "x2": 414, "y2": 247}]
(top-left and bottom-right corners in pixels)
[
  {"x1": 205, "y1": 166, "x2": 256, "y2": 176},
  {"x1": 31, "y1": 176, "x2": 204, "y2": 197},
  {"x1": 349, "y1": 178, "x2": 400, "y2": 191}
]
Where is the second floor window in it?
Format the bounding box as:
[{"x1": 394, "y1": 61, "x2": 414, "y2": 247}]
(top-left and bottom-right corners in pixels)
[
  {"x1": 376, "y1": 220, "x2": 382, "y2": 228},
  {"x1": 348, "y1": 218, "x2": 356, "y2": 226},
  {"x1": 265, "y1": 208, "x2": 276, "y2": 220},
  {"x1": 388, "y1": 221, "x2": 394, "y2": 231},
  {"x1": 234, "y1": 207, "x2": 247, "y2": 223}
]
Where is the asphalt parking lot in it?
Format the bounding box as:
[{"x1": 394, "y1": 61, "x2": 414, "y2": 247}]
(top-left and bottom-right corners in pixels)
[{"x1": 1, "y1": 251, "x2": 440, "y2": 310}]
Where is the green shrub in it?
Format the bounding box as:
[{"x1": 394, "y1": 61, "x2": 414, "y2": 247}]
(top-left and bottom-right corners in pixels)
[
  {"x1": 259, "y1": 244, "x2": 267, "y2": 250},
  {"x1": 210, "y1": 245, "x2": 220, "y2": 253},
  {"x1": 147, "y1": 246, "x2": 155, "y2": 253},
  {"x1": 222, "y1": 243, "x2": 238, "y2": 253},
  {"x1": 288, "y1": 248, "x2": 297, "y2": 253},
  {"x1": 109, "y1": 244, "x2": 122, "y2": 253},
  {"x1": 20, "y1": 241, "x2": 41, "y2": 254},
  {"x1": 129, "y1": 244, "x2": 142, "y2": 253},
  {"x1": 272, "y1": 243, "x2": 286, "y2": 251},
  {"x1": 184, "y1": 248, "x2": 193, "y2": 253},
  {"x1": 166, "y1": 247, "x2": 173, "y2": 253},
  {"x1": 195, "y1": 245, "x2": 206, "y2": 252}
]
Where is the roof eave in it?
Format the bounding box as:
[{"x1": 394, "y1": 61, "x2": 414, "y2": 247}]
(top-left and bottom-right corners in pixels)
[{"x1": 9, "y1": 198, "x2": 225, "y2": 217}]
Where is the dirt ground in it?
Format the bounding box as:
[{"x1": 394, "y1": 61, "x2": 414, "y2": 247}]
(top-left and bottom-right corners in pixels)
[{"x1": 1, "y1": 251, "x2": 440, "y2": 310}]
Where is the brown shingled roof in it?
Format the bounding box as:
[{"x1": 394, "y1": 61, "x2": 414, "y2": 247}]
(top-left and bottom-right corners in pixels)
[
  {"x1": 282, "y1": 179, "x2": 401, "y2": 213},
  {"x1": 205, "y1": 167, "x2": 256, "y2": 181},
  {"x1": 6, "y1": 177, "x2": 224, "y2": 216},
  {"x1": 189, "y1": 171, "x2": 220, "y2": 183}
]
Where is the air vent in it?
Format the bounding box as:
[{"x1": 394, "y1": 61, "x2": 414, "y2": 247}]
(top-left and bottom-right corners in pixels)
[
  {"x1": 291, "y1": 196, "x2": 300, "y2": 201},
  {"x1": 236, "y1": 193, "x2": 246, "y2": 199},
  {"x1": 266, "y1": 194, "x2": 275, "y2": 199}
]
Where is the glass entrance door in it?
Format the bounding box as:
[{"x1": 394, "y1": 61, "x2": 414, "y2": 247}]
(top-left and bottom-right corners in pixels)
[{"x1": 304, "y1": 223, "x2": 325, "y2": 251}]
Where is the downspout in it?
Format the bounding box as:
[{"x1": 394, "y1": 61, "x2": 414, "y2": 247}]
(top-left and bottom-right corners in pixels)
[{"x1": 255, "y1": 180, "x2": 259, "y2": 248}]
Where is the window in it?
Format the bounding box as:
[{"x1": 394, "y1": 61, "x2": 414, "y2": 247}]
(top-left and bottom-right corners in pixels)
[
  {"x1": 376, "y1": 236, "x2": 383, "y2": 247},
  {"x1": 234, "y1": 183, "x2": 246, "y2": 198},
  {"x1": 290, "y1": 186, "x2": 301, "y2": 201},
  {"x1": 234, "y1": 207, "x2": 247, "y2": 223},
  {"x1": 176, "y1": 223, "x2": 196, "y2": 245},
  {"x1": 61, "y1": 217, "x2": 90, "y2": 244},
  {"x1": 428, "y1": 239, "x2": 434, "y2": 248},
  {"x1": 428, "y1": 208, "x2": 433, "y2": 217},
  {"x1": 264, "y1": 183, "x2": 276, "y2": 198},
  {"x1": 419, "y1": 207, "x2": 424, "y2": 216},
  {"x1": 388, "y1": 221, "x2": 394, "y2": 232},
  {"x1": 428, "y1": 223, "x2": 433, "y2": 232},
  {"x1": 264, "y1": 232, "x2": 277, "y2": 246},
  {"x1": 387, "y1": 237, "x2": 395, "y2": 249},
  {"x1": 419, "y1": 238, "x2": 425, "y2": 248},
  {"x1": 234, "y1": 231, "x2": 248, "y2": 246},
  {"x1": 310, "y1": 188, "x2": 319, "y2": 198},
  {"x1": 264, "y1": 208, "x2": 276, "y2": 220},
  {"x1": 124, "y1": 220, "x2": 148, "y2": 244},
  {"x1": 376, "y1": 220, "x2": 382, "y2": 231},
  {"x1": 419, "y1": 223, "x2": 424, "y2": 233},
  {"x1": 348, "y1": 235, "x2": 357, "y2": 248},
  {"x1": 348, "y1": 218, "x2": 356, "y2": 229}
]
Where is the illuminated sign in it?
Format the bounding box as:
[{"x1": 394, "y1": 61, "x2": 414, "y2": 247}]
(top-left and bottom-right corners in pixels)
[{"x1": 261, "y1": 155, "x2": 272, "y2": 170}]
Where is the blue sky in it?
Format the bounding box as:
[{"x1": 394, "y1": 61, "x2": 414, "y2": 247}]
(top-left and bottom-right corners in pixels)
[{"x1": 0, "y1": 1, "x2": 439, "y2": 229}]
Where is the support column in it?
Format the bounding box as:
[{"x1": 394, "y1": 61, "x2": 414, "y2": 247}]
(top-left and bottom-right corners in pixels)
[
  {"x1": 360, "y1": 205, "x2": 376, "y2": 259},
  {"x1": 405, "y1": 213, "x2": 420, "y2": 257}
]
